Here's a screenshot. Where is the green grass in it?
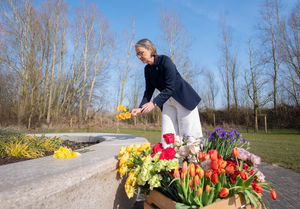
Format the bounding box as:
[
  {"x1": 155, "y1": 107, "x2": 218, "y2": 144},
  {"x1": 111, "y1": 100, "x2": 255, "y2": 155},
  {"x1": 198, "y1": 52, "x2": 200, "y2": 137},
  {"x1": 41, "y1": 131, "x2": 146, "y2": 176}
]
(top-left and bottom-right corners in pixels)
[
  {"x1": 2, "y1": 127, "x2": 299, "y2": 173},
  {"x1": 100, "y1": 128, "x2": 300, "y2": 173}
]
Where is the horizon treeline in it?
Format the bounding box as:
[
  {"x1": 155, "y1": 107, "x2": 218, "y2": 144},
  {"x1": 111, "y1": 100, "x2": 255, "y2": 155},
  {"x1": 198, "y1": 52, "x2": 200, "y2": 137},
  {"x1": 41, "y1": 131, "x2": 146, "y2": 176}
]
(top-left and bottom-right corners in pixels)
[{"x1": 0, "y1": 0, "x2": 299, "y2": 131}]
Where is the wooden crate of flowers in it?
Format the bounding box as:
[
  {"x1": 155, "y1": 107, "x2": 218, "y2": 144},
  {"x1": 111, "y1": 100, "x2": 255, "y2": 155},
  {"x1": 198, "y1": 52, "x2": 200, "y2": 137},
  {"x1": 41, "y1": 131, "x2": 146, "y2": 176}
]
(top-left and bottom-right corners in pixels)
[{"x1": 117, "y1": 128, "x2": 277, "y2": 209}]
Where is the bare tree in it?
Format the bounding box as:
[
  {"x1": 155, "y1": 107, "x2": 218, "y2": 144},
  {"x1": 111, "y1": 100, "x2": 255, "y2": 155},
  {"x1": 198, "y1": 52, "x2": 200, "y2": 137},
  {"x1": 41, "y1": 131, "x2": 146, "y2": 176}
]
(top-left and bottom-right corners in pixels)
[
  {"x1": 258, "y1": 0, "x2": 282, "y2": 111},
  {"x1": 244, "y1": 40, "x2": 270, "y2": 132},
  {"x1": 278, "y1": 1, "x2": 300, "y2": 106},
  {"x1": 117, "y1": 19, "x2": 135, "y2": 107},
  {"x1": 46, "y1": 0, "x2": 62, "y2": 124},
  {"x1": 159, "y1": 9, "x2": 194, "y2": 82},
  {"x1": 219, "y1": 15, "x2": 239, "y2": 110},
  {"x1": 85, "y1": 14, "x2": 114, "y2": 121}
]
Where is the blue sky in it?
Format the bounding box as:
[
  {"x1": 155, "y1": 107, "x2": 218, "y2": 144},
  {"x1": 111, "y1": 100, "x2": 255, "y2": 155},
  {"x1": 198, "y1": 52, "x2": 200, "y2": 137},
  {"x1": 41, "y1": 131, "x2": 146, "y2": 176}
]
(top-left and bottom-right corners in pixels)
[{"x1": 63, "y1": 0, "x2": 297, "y2": 109}]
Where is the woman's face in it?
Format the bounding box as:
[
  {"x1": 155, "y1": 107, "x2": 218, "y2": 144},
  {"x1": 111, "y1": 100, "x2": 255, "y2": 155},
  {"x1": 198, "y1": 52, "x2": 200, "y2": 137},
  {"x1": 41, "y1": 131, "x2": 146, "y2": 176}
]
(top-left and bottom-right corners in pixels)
[{"x1": 135, "y1": 46, "x2": 154, "y2": 64}]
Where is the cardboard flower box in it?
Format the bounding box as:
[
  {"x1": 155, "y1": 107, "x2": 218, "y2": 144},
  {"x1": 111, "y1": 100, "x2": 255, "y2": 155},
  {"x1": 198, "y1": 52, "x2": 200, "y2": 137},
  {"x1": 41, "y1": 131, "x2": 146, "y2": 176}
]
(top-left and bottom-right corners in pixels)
[{"x1": 144, "y1": 190, "x2": 261, "y2": 209}]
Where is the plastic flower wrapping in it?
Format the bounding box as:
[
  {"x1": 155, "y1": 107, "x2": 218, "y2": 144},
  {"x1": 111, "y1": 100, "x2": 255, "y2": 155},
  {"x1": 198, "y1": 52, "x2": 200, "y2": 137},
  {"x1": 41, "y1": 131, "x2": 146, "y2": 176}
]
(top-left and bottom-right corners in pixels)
[{"x1": 117, "y1": 128, "x2": 277, "y2": 208}]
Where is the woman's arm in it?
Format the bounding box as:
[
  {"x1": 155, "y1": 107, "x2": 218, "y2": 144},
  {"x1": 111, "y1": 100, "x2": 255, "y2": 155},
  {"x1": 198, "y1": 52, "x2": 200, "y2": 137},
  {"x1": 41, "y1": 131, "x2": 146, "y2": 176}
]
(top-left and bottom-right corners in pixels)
[
  {"x1": 139, "y1": 67, "x2": 155, "y2": 108},
  {"x1": 153, "y1": 56, "x2": 177, "y2": 108}
]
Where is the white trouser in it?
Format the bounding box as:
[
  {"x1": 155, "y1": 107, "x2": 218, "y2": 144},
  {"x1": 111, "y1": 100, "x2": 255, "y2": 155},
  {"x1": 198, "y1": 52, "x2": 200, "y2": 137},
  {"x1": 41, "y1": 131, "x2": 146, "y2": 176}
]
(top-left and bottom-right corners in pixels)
[{"x1": 161, "y1": 97, "x2": 203, "y2": 148}]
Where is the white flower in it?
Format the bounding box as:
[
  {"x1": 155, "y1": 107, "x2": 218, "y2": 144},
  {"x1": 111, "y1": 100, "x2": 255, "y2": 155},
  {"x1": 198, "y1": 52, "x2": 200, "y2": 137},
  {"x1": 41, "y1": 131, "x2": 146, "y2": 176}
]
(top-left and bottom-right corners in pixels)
[
  {"x1": 174, "y1": 135, "x2": 183, "y2": 147},
  {"x1": 179, "y1": 145, "x2": 189, "y2": 157},
  {"x1": 187, "y1": 144, "x2": 200, "y2": 155},
  {"x1": 250, "y1": 154, "x2": 261, "y2": 165}
]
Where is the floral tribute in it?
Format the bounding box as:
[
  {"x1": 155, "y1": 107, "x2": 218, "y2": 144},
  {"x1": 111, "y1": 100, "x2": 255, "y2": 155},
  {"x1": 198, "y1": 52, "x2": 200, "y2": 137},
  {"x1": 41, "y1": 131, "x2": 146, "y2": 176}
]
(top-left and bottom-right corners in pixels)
[
  {"x1": 116, "y1": 105, "x2": 131, "y2": 120},
  {"x1": 53, "y1": 146, "x2": 79, "y2": 158},
  {"x1": 117, "y1": 128, "x2": 277, "y2": 208}
]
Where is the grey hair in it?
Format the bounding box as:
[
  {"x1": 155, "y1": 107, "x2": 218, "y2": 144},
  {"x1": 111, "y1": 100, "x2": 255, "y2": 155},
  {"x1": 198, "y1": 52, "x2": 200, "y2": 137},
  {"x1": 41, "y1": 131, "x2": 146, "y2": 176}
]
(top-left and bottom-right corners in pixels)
[{"x1": 135, "y1": 39, "x2": 158, "y2": 56}]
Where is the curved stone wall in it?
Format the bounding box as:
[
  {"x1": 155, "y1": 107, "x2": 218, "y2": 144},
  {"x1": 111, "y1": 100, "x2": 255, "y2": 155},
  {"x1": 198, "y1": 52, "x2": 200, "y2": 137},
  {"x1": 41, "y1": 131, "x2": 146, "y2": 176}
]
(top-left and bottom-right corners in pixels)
[{"x1": 0, "y1": 133, "x2": 148, "y2": 209}]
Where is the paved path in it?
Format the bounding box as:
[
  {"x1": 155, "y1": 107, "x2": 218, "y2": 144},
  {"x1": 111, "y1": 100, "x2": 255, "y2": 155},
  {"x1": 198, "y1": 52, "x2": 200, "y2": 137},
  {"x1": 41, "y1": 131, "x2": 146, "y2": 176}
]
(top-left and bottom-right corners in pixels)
[
  {"x1": 258, "y1": 162, "x2": 300, "y2": 209},
  {"x1": 132, "y1": 162, "x2": 300, "y2": 209}
]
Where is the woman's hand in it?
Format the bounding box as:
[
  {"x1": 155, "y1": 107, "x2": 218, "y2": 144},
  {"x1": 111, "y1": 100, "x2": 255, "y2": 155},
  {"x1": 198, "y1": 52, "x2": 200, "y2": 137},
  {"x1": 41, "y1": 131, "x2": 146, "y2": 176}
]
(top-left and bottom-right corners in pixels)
[
  {"x1": 141, "y1": 102, "x2": 155, "y2": 114},
  {"x1": 131, "y1": 108, "x2": 142, "y2": 116}
]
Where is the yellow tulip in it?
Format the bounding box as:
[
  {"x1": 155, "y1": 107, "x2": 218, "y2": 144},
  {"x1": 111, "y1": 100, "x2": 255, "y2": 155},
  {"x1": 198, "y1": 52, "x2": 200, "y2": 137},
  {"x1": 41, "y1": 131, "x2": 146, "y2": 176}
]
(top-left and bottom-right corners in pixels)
[
  {"x1": 117, "y1": 105, "x2": 123, "y2": 111},
  {"x1": 125, "y1": 112, "x2": 131, "y2": 119},
  {"x1": 119, "y1": 113, "x2": 126, "y2": 120}
]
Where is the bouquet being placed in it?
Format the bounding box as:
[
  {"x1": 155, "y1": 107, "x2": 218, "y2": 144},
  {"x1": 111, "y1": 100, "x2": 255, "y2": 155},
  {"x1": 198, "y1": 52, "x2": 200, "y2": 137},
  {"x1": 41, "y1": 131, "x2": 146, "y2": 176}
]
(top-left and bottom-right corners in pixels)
[
  {"x1": 116, "y1": 105, "x2": 131, "y2": 120},
  {"x1": 117, "y1": 128, "x2": 277, "y2": 208}
]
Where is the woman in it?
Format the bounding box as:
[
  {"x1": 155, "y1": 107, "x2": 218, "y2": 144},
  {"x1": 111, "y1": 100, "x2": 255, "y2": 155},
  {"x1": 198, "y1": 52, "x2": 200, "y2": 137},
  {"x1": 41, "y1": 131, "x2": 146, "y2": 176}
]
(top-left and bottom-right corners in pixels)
[{"x1": 131, "y1": 39, "x2": 203, "y2": 148}]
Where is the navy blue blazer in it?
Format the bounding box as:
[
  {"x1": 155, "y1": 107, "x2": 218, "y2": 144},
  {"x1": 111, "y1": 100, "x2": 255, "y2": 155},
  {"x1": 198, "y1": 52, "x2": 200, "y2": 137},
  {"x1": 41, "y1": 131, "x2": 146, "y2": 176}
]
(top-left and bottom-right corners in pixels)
[{"x1": 139, "y1": 55, "x2": 201, "y2": 111}]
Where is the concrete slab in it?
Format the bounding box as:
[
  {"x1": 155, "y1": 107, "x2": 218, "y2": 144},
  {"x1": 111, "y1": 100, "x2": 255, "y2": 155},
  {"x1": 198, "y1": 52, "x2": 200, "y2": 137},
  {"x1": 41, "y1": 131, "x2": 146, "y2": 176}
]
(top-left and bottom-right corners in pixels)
[{"x1": 0, "y1": 133, "x2": 148, "y2": 209}]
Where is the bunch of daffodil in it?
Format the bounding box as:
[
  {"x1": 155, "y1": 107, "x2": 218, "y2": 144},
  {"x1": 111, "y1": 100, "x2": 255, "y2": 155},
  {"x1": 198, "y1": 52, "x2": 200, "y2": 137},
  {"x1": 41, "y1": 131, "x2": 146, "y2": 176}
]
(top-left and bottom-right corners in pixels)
[
  {"x1": 53, "y1": 146, "x2": 79, "y2": 159},
  {"x1": 116, "y1": 105, "x2": 131, "y2": 120},
  {"x1": 118, "y1": 142, "x2": 179, "y2": 198}
]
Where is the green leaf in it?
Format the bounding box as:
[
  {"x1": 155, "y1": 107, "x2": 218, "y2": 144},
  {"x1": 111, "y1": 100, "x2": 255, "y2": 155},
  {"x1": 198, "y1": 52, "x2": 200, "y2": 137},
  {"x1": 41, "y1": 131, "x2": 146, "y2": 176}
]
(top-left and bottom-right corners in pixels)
[
  {"x1": 245, "y1": 190, "x2": 258, "y2": 207},
  {"x1": 175, "y1": 202, "x2": 192, "y2": 209}
]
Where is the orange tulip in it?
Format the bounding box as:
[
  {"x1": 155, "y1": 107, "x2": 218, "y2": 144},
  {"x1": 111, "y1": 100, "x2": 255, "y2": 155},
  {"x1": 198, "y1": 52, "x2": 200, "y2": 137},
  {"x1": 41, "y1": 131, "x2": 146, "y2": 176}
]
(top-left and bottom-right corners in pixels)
[
  {"x1": 210, "y1": 160, "x2": 219, "y2": 171},
  {"x1": 219, "y1": 188, "x2": 229, "y2": 198},
  {"x1": 225, "y1": 164, "x2": 234, "y2": 174},
  {"x1": 199, "y1": 168, "x2": 204, "y2": 179},
  {"x1": 196, "y1": 187, "x2": 203, "y2": 196},
  {"x1": 204, "y1": 153, "x2": 210, "y2": 161},
  {"x1": 189, "y1": 163, "x2": 195, "y2": 177},
  {"x1": 240, "y1": 171, "x2": 248, "y2": 180},
  {"x1": 232, "y1": 147, "x2": 239, "y2": 157},
  {"x1": 221, "y1": 168, "x2": 226, "y2": 175},
  {"x1": 205, "y1": 185, "x2": 211, "y2": 193},
  {"x1": 205, "y1": 170, "x2": 212, "y2": 178},
  {"x1": 270, "y1": 190, "x2": 277, "y2": 200},
  {"x1": 219, "y1": 160, "x2": 227, "y2": 168},
  {"x1": 173, "y1": 169, "x2": 180, "y2": 178},
  {"x1": 194, "y1": 175, "x2": 200, "y2": 186},
  {"x1": 182, "y1": 161, "x2": 188, "y2": 172},
  {"x1": 210, "y1": 149, "x2": 218, "y2": 161}
]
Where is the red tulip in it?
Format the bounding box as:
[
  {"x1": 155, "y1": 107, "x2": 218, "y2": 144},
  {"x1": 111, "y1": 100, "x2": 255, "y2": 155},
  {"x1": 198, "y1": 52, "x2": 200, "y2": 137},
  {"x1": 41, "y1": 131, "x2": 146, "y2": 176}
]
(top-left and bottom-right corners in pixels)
[
  {"x1": 189, "y1": 179, "x2": 194, "y2": 190},
  {"x1": 196, "y1": 187, "x2": 203, "y2": 196},
  {"x1": 252, "y1": 183, "x2": 264, "y2": 193},
  {"x1": 163, "y1": 133, "x2": 175, "y2": 144},
  {"x1": 225, "y1": 165, "x2": 234, "y2": 174},
  {"x1": 240, "y1": 171, "x2": 248, "y2": 180},
  {"x1": 198, "y1": 152, "x2": 205, "y2": 161},
  {"x1": 270, "y1": 190, "x2": 277, "y2": 200},
  {"x1": 219, "y1": 188, "x2": 229, "y2": 198},
  {"x1": 232, "y1": 148, "x2": 239, "y2": 157},
  {"x1": 210, "y1": 160, "x2": 219, "y2": 171},
  {"x1": 211, "y1": 172, "x2": 218, "y2": 184},
  {"x1": 189, "y1": 163, "x2": 195, "y2": 177},
  {"x1": 205, "y1": 170, "x2": 212, "y2": 178}
]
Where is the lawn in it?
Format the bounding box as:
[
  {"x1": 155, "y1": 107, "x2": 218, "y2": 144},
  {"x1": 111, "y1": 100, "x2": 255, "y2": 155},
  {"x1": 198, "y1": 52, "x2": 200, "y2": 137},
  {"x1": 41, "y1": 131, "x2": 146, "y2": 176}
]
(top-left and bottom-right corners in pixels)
[
  {"x1": 1, "y1": 127, "x2": 299, "y2": 173},
  {"x1": 100, "y1": 128, "x2": 300, "y2": 173}
]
